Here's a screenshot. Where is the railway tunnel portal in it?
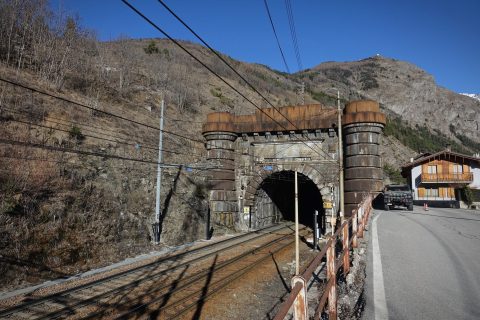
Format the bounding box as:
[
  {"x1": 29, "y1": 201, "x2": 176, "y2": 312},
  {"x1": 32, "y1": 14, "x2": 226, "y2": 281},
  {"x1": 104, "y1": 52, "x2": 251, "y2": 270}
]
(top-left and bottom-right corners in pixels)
[
  {"x1": 252, "y1": 170, "x2": 325, "y2": 231},
  {"x1": 202, "y1": 101, "x2": 385, "y2": 235}
]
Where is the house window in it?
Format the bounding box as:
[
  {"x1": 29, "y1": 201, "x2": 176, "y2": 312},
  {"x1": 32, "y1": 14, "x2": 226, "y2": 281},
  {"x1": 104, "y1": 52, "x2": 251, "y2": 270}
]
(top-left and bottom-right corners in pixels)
[
  {"x1": 425, "y1": 188, "x2": 439, "y2": 197},
  {"x1": 427, "y1": 165, "x2": 437, "y2": 174},
  {"x1": 453, "y1": 164, "x2": 463, "y2": 174}
]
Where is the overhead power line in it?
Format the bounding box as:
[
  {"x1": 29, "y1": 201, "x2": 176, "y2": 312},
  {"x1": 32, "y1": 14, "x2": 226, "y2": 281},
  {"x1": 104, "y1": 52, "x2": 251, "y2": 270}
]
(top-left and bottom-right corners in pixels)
[
  {"x1": 154, "y1": 0, "x2": 305, "y2": 130},
  {"x1": 2, "y1": 113, "x2": 204, "y2": 157},
  {"x1": 0, "y1": 154, "x2": 143, "y2": 172},
  {"x1": 0, "y1": 154, "x2": 213, "y2": 173},
  {"x1": 163, "y1": 115, "x2": 205, "y2": 124},
  {"x1": 0, "y1": 77, "x2": 205, "y2": 145},
  {"x1": 263, "y1": 0, "x2": 291, "y2": 74},
  {"x1": 2, "y1": 104, "x2": 216, "y2": 156},
  {"x1": 285, "y1": 0, "x2": 303, "y2": 71},
  {"x1": 123, "y1": 0, "x2": 337, "y2": 189},
  {"x1": 153, "y1": 0, "x2": 335, "y2": 162},
  {"x1": 0, "y1": 138, "x2": 212, "y2": 169},
  {"x1": 3, "y1": 101, "x2": 303, "y2": 161},
  {"x1": 138, "y1": 0, "x2": 335, "y2": 163},
  {"x1": 1, "y1": 106, "x2": 158, "y2": 148}
]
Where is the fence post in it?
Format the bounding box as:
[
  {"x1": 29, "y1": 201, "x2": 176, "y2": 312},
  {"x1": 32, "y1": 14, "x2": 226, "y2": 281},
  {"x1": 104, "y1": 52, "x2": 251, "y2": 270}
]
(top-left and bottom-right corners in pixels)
[
  {"x1": 368, "y1": 198, "x2": 372, "y2": 220},
  {"x1": 292, "y1": 276, "x2": 308, "y2": 320},
  {"x1": 363, "y1": 202, "x2": 368, "y2": 230},
  {"x1": 342, "y1": 222, "x2": 350, "y2": 276},
  {"x1": 352, "y1": 209, "x2": 358, "y2": 248},
  {"x1": 313, "y1": 210, "x2": 318, "y2": 250},
  {"x1": 365, "y1": 200, "x2": 371, "y2": 224},
  {"x1": 327, "y1": 237, "x2": 337, "y2": 319},
  {"x1": 358, "y1": 206, "x2": 364, "y2": 238},
  {"x1": 365, "y1": 200, "x2": 370, "y2": 222}
]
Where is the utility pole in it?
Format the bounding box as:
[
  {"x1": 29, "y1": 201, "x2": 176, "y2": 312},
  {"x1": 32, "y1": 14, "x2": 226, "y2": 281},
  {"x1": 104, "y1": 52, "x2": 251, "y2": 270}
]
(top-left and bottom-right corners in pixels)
[
  {"x1": 300, "y1": 82, "x2": 305, "y2": 105},
  {"x1": 153, "y1": 99, "x2": 165, "y2": 244},
  {"x1": 337, "y1": 91, "x2": 344, "y2": 220},
  {"x1": 294, "y1": 170, "x2": 299, "y2": 275}
]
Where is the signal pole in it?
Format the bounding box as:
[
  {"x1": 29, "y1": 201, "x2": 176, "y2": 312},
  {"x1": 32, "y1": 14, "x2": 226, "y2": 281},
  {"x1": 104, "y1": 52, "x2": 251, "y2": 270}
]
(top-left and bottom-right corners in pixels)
[
  {"x1": 337, "y1": 91, "x2": 344, "y2": 220},
  {"x1": 294, "y1": 170, "x2": 299, "y2": 275},
  {"x1": 153, "y1": 99, "x2": 165, "y2": 244},
  {"x1": 300, "y1": 82, "x2": 305, "y2": 105}
]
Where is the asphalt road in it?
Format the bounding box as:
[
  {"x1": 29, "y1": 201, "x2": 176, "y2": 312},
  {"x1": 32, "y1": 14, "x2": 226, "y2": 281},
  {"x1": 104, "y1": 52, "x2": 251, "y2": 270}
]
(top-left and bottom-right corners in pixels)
[{"x1": 362, "y1": 206, "x2": 480, "y2": 320}]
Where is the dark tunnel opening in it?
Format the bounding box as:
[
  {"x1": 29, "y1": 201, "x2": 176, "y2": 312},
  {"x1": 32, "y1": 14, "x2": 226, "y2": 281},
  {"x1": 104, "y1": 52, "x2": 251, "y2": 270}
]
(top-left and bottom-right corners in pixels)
[{"x1": 255, "y1": 171, "x2": 325, "y2": 231}]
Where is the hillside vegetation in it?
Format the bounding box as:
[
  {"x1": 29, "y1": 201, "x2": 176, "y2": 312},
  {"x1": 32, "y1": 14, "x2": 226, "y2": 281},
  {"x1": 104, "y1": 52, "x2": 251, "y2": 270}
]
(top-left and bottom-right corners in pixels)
[{"x1": 0, "y1": 1, "x2": 478, "y2": 290}]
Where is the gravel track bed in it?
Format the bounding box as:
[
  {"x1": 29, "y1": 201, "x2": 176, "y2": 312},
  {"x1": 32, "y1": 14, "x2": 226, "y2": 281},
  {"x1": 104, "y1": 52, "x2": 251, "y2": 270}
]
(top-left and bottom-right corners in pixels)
[{"x1": 0, "y1": 223, "x2": 296, "y2": 319}]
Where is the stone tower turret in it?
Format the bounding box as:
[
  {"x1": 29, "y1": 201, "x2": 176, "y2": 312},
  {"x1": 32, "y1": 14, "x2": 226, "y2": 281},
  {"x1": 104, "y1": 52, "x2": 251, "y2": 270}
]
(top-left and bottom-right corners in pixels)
[{"x1": 343, "y1": 100, "x2": 386, "y2": 216}]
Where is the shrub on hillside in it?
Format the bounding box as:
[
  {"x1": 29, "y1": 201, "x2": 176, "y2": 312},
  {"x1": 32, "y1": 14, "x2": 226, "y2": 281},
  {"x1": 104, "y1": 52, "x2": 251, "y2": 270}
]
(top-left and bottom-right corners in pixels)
[
  {"x1": 144, "y1": 41, "x2": 159, "y2": 54},
  {"x1": 69, "y1": 126, "x2": 85, "y2": 142},
  {"x1": 449, "y1": 124, "x2": 480, "y2": 152},
  {"x1": 384, "y1": 117, "x2": 469, "y2": 153}
]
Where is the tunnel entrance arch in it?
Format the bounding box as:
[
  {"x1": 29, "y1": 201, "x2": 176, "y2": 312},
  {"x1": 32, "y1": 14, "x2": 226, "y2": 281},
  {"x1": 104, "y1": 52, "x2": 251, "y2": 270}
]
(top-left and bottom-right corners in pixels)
[
  {"x1": 241, "y1": 167, "x2": 332, "y2": 235},
  {"x1": 250, "y1": 171, "x2": 325, "y2": 231}
]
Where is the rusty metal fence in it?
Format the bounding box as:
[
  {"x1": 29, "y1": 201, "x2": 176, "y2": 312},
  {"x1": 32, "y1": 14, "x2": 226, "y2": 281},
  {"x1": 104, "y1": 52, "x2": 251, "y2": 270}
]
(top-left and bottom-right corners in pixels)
[{"x1": 273, "y1": 194, "x2": 374, "y2": 320}]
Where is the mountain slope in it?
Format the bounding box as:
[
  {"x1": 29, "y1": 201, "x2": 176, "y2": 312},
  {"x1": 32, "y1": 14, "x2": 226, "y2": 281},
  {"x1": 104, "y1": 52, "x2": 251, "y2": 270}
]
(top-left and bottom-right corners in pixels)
[
  {"x1": 299, "y1": 56, "x2": 480, "y2": 147},
  {"x1": 2, "y1": 35, "x2": 479, "y2": 289}
]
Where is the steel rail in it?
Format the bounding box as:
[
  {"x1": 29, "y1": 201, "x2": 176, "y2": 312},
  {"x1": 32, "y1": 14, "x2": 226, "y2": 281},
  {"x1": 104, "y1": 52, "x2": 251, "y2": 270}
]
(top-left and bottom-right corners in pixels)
[
  {"x1": 168, "y1": 238, "x2": 301, "y2": 319},
  {"x1": 0, "y1": 223, "x2": 296, "y2": 319},
  {"x1": 112, "y1": 228, "x2": 310, "y2": 320},
  {"x1": 6, "y1": 224, "x2": 297, "y2": 319}
]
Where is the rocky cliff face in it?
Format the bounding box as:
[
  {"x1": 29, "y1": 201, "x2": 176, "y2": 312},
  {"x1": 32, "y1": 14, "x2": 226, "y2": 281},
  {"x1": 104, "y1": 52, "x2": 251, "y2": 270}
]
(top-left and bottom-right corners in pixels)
[{"x1": 300, "y1": 56, "x2": 480, "y2": 145}]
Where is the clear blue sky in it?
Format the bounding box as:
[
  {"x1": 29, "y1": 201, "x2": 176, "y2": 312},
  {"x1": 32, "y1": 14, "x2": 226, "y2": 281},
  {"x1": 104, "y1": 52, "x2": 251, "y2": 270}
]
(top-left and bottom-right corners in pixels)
[{"x1": 52, "y1": 0, "x2": 480, "y2": 93}]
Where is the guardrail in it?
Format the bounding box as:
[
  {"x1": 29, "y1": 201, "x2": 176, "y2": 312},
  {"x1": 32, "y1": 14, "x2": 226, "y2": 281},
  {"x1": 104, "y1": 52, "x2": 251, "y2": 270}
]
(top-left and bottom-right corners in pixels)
[{"x1": 273, "y1": 194, "x2": 374, "y2": 320}]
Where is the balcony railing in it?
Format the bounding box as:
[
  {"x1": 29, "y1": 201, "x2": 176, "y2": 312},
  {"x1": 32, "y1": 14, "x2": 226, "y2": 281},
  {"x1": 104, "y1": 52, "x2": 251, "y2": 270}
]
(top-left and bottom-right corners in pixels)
[{"x1": 421, "y1": 172, "x2": 473, "y2": 183}]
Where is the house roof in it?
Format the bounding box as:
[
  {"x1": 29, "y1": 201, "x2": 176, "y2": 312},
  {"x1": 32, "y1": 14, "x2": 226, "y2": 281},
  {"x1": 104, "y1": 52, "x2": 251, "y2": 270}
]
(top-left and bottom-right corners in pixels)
[
  {"x1": 413, "y1": 153, "x2": 431, "y2": 160},
  {"x1": 401, "y1": 149, "x2": 480, "y2": 172}
]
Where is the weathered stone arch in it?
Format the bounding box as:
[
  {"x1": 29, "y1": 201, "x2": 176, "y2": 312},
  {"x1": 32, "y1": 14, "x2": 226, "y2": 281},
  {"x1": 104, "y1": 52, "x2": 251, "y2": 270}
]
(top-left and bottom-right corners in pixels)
[
  {"x1": 244, "y1": 164, "x2": 326, "y2": 200},
  {"x1": 239, "y1": 164, "x2": 335, "y2": 232}
]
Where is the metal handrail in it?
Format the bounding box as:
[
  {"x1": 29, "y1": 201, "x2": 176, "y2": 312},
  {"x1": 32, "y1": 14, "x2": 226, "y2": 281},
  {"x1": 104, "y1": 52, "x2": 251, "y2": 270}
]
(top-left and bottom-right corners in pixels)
[{"x1": 273, "y1": 194, "x2": 374, "y2": 320}]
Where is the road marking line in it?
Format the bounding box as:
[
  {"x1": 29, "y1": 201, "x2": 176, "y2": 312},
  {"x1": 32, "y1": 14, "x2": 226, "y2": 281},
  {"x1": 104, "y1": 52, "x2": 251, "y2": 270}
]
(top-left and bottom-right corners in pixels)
[{"x1": 372, "y1": 212, "x2": 389, "y2": 320}]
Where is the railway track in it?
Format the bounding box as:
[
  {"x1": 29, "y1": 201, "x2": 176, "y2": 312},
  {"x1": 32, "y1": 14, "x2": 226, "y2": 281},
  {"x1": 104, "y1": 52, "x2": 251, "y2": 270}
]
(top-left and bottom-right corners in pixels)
[{"x1": 0, "y1": 223, "x2": 309, "y2": 319}]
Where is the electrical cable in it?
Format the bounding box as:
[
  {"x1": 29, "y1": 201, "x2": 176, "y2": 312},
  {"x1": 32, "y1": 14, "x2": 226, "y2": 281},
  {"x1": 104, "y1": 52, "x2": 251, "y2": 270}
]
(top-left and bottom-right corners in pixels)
[
  {"x1": 154, "y1": 0, "x2": 339, "y2": 189},
  {"x1": 154, "y1": 0, "x2": 334, "y2": 162},
  {"x1": 2, "y1": 104, "x2": 216, "y2": 157},
  {"x1": 137, "y1": 0, "x2": 336, "y2": 163},
  {"x1": 1, "y1": 104, "x2": 205, "y2": 157},
  {"x1": 0, "y1": 77, "x2": 205, "y2": 145},
  {"x1": 2, "y1": 115, "x2": 205, "y2": 157},
  {"x1": 163, "y1": 115, "x2": 205, "y2": 124},
  {"x1": 1, "y1": 106, "x2": 159, "y2": 148},
  {"x1": 0, "y1": 138, "x2": 214, "y2": 169},
  {"x1": 2, "y1": 4, "x2": 338, "y2": 186},
  {"x1": 0, "y1": 154, "x2": 215, "y2": 173},
  {"x1": 123, "y1": 0, "x2": 338, "y2": 187},
  {"x1": 1, "y1": 6, "x2": 334, "y2": 169},
  {"x1": 285, "y1": 0, "x2": 303, "y2": 71},
  {"x1": 0, "y1": 154, "x2": 147, "y2": 173},
  {"x1": 2, "y1": 100, "x2": 296, "y2": 161},
  {"x1": 263, "y1": 0, "x2": 291, "y2": 74}
]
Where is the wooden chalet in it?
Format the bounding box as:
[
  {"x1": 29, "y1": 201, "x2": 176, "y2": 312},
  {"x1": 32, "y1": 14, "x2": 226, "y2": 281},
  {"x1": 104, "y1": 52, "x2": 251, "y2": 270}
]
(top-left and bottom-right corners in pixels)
[{"x1": 401, "y1": 149, "x2": 480, "y2": 207}]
